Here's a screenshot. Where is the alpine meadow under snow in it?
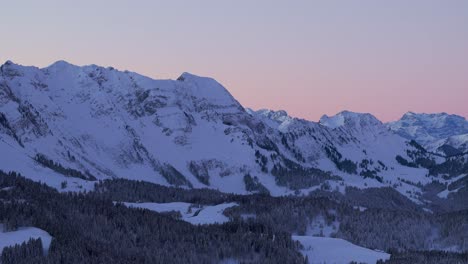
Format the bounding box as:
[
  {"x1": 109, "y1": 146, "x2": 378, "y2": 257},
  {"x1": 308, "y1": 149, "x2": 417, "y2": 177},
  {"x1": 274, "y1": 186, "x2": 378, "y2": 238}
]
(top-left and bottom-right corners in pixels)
[{"x1": 0, "y1": 60, "x2": 467, "y2": 263}]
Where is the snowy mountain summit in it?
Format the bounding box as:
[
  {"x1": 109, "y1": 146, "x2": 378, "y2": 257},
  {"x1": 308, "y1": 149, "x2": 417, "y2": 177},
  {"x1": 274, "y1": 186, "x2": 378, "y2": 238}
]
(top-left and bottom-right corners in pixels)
[
  {"x1": 320, "y1": 111, "x2": 384, "y2": 131},
  {"x1": 0, "y1": 60, "x2": 466, "y2": 203}
]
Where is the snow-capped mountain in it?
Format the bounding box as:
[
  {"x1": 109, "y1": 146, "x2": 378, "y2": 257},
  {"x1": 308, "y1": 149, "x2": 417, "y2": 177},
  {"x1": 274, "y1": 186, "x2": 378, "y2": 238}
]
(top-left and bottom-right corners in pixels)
[
  {"x1": 387, "y1": 112, "x2": 468, "y2": 155},
  {"x1": 320, "y1": 110, "x2": 382, "y2": 130},
  {"x1": 0, "y1": 60, "x2": 465, "y2": 202}
]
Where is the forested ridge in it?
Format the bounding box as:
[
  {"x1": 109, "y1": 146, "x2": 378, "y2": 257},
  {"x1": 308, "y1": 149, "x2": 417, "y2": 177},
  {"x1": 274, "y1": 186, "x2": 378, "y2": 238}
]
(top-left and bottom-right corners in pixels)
[
  {"x1": 1, "y1": 172, "x2": 467, "y2": 263},
  {"x1": 95, "y1": 178, "x2": 468, "y2": 252}
]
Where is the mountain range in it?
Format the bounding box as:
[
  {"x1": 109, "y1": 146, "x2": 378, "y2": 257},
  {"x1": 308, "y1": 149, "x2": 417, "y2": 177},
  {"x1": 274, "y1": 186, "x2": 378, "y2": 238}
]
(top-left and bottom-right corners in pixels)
[
  {"x1": 388, "y1": 112, "x2": 468, "y2": 156},
  {"x1": 0, "y1": 60, "x2": 467, "y2": 208}
]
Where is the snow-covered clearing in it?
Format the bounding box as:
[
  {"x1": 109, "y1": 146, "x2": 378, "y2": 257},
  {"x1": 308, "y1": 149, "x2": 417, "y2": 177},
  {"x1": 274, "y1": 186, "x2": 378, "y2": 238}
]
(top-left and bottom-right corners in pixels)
[
  {"x1": 122, "y1": 202, "x2": 238, "y2": 225},
  {"x1": 293, "y1": 236, "x2": 390, "y2": 264}
]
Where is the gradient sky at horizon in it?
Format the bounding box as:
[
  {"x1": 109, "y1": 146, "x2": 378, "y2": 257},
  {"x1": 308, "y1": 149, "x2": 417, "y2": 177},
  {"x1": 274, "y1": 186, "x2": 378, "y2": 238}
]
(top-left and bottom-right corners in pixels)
[{"x1": 1, "y1": 0, "x2": 467, "y2": 122}]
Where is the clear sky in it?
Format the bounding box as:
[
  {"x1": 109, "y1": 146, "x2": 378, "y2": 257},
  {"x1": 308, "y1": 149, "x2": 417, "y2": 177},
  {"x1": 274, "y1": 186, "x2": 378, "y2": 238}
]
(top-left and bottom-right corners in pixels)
[{"x1": 1, "y1": 0, "x2": 467, "y2": 122}]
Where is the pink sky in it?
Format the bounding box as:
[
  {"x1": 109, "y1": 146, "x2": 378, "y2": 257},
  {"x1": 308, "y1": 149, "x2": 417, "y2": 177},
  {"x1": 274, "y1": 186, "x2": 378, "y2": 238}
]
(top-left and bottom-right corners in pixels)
[{"x1": 1, "y1": 1, "x2": 467, "y2": 122}]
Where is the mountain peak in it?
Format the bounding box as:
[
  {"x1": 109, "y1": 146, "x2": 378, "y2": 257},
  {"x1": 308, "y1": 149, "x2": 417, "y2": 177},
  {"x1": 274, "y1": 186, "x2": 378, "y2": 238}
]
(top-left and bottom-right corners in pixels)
[
  {"x1": 1, "y1": 60, "x2": 25, "y2": 69},
  {"x1": 397, "y1": 112, "x2": 466, "y2": 125},
  {"x1": 401, "y1": 111, "x2": 449, "y2": 119},
  {"x1": 49, "y1": 60, "x2": 72, "y2": 67},
  {"x1": 177, "y1": 72, "x2": 197, "y2": 81},
  {"x1": 0, "y1": 60, "x2": 29, "y2": 77},
  {"x1": 44, "y1": 60, "x2": 84, "y2": 72},
  {"x1": 3, "y1": 60, "x2": 15, "y2": 66},
  {"x1": 256, "y1": 109, "x2": 288, "y2": 117},
  {"x1": 177, "y1": 72, "x2": 215, "y2": 83},
  {"x1": 254, "y1": 109, "x2": 290, "y2": 120},
  {"x1": 388, "y1": 111, "x2": 468, "y2": 145},
  {"x1": 175, "y1": 72, "x2": 239, "y2": 106},
  {"x1": 319, "y1": 111, "x2": 382, "y2": 129},
  {"x1": 402, "y1": 111, "x2": 416, "y2": 118}
]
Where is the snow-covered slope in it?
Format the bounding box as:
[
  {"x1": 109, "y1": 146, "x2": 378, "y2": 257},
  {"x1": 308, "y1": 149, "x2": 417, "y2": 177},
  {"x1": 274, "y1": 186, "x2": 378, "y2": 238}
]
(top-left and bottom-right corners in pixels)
[
  {"x1": 388, "y1": 112, "x2": 468, "y2": 155},
  {"x1": 426, "y1": 134, "x2": 468, "y2": 156},
  {"x1": 293, "y1": 236, "x2": 390, "y2": 264},
  {"x1": 0, "y1": 60, "x2": 463, "y2": 201}
]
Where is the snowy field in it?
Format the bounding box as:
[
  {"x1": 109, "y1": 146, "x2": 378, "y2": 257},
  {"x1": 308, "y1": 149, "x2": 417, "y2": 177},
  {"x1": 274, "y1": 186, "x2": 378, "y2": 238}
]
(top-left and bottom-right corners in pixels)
[
  {"x1": 122, "y1": 202, "x2": 238, "y2": 225},
  {"x1": 293, "y1": 236, "x2": 390, "y2": 264},
  {"x1": 0, "y1": 224, "x2": 52, "y2": 255}
]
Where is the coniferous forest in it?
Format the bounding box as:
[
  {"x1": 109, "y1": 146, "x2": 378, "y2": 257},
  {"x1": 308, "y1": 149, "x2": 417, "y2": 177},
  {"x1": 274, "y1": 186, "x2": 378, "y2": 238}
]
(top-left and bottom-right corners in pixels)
[
  {"x1": 1, "y1": 171, "x2": 467, "y2": 263},
  {"x1": 0, "y1": 171, "x2": 303, "y2": 264}
]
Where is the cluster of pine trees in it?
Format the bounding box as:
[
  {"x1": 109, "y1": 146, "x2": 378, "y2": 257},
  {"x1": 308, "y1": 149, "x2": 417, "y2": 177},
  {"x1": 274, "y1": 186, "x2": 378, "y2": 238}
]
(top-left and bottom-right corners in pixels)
[
  {"x1": 1, "y1": 238, "x2": 44, "y2": 264},
  {"x1": 34, "y1": 154, "x2": 96, "y2": 181},
  {"x1": 378, "y1": 250, "x2": 468, "y2": 264},
  {"x1": 270, "y1": 157, "x2": 339, "y2": 190}
]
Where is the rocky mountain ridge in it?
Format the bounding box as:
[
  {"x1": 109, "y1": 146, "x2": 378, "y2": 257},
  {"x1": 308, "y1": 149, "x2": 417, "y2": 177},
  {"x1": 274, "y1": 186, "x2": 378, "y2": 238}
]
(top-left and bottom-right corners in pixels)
[{"x1": 0, "y1": 60, "x2": 466, "y2": 205}]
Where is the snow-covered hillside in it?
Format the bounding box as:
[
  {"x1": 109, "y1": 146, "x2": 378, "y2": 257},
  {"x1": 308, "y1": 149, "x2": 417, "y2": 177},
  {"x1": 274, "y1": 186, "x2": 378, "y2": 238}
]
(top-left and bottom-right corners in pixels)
[
  {"x1": 426, "y1": 134, "x2": 468, "y2": 156},
  {"x1": 0, "y1": 60, "x2": 465, "y2": 202}
]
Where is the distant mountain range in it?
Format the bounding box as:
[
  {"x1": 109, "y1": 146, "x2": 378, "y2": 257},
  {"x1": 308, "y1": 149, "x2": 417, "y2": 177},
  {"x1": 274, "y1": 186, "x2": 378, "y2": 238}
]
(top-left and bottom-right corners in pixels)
[
  {"x1": 0, "y1": 60, "x2": 466, "y2": 209},
  {"x1": 387, "y1": 112, "x2": 468, "y2": 156}
]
